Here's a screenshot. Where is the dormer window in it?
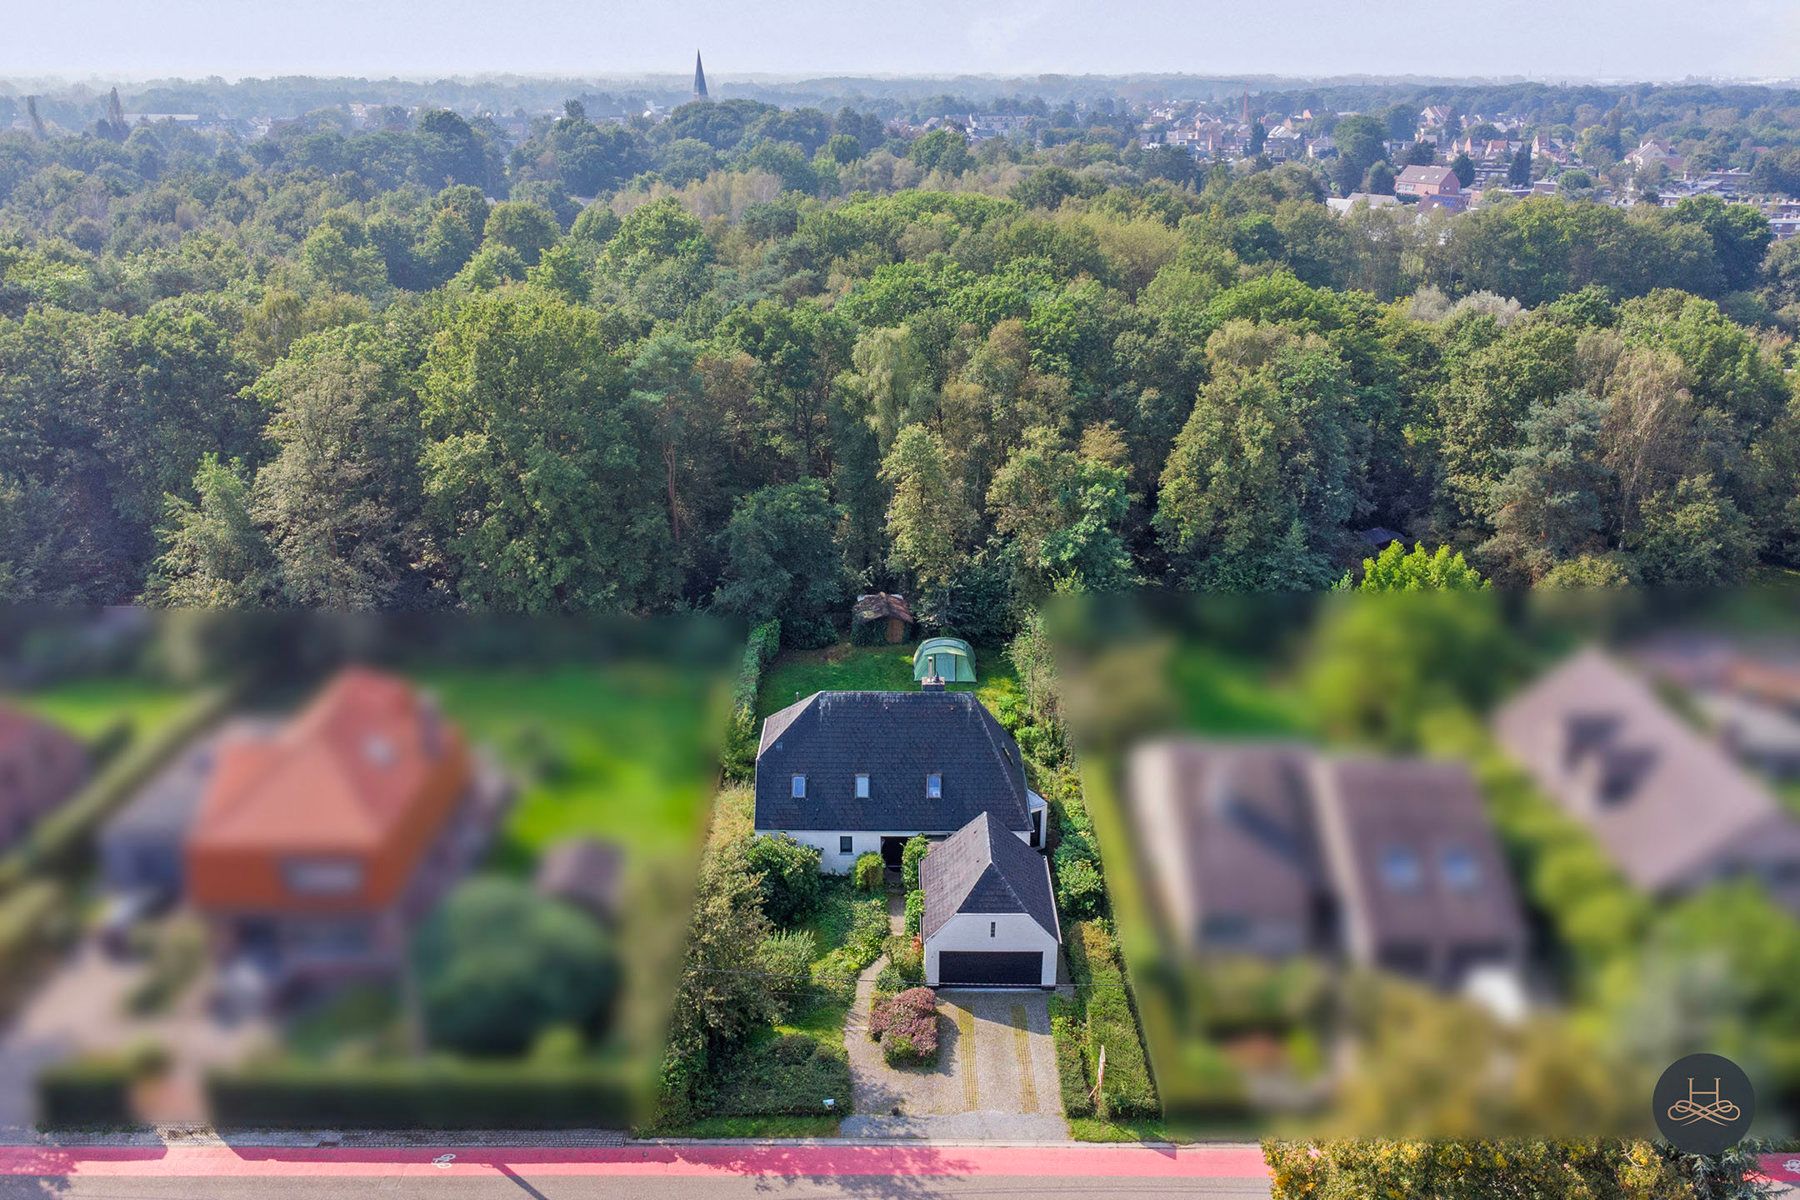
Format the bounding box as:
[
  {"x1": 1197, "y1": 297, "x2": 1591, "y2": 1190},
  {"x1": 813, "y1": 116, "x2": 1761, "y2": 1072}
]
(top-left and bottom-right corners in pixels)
[
  {"x1": 791, "y1": 774, "x2": 806, "y2": 799},
  {"x1": 926, "y1": 773, "x2": 942, "y2": 799},
  {"x1": 1379, "y1": 846, "x2": 1422, "y2": 893},
  {"x1": 855, "y1": 773, "x2": 870, "y2": 799}
]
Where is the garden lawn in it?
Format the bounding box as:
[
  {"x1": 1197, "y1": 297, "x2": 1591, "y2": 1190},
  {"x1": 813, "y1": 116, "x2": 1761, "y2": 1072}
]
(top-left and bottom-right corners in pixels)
[
  {"x1": 419, "y1": 662, "x2": 717, "y2": 869},
  {"x1": 10, "y1": 679, "x2": 191, "y2": 743},
  {"x1": 758, "y1": 642, "x2": 1019, "y2": 719}
]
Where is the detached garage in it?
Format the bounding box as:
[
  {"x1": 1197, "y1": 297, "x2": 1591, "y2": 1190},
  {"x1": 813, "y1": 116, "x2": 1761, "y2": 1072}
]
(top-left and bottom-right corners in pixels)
[{"x1": 921, "y1": 812, "x2": 1061, "y2": 989}]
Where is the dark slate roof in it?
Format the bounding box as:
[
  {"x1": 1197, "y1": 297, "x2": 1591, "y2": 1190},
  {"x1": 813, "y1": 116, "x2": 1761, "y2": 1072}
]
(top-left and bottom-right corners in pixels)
[
  {"x1": 920, "y1": 812, "x2": 1059, "y2": 942},
  {"x1": 755, "y1": 691, "x2": 1030, "y2": 834}
]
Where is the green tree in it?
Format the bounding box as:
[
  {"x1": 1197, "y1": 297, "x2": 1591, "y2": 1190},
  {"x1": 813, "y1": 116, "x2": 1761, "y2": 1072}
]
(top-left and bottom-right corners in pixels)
[
  {"x1": 1631, "y1": 474, "x2": 1759, "y2": 585},
  {"x1": 882, "y1": 424, "x2": 968, "y2": 594},
  {"x1": 1156, "y1": 321, "x2": 1357, "y2": 590},
  {"x1": 481, "y1": 200, "x2": 561, "y2": 266},
  {"x1": 144, "y1": 455, "x2": 275, "y2": 607},
  {"x1": 1344, "y1": 541, "x2": 1488, "y2": 591},
  {"x1": 420, "y1": 290, "x2": 670, "y2": 611},
  {"x1": 1481, "y1": 390, "x2": 1614, "y2": 582},
  {"x1": 745, "y1": 834, "x2": 823, "y2": 927},
  {"x1": 413, "y1": 877, "x2": 616, "y2": 1056},
  {"x1": 714, "y1": 479, "x2": 845, "y2": 645}
]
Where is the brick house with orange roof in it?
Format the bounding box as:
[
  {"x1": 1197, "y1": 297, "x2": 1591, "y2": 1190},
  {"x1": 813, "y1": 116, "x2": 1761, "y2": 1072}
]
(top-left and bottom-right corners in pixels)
[{"x1": 186, "y1": 667, "x2": 507, "y2": 988}]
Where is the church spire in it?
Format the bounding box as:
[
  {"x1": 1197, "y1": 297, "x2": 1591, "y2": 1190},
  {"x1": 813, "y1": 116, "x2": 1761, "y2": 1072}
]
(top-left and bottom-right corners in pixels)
[{"x1": 693, "y1": 51, "x2": 709, "y2": 102}]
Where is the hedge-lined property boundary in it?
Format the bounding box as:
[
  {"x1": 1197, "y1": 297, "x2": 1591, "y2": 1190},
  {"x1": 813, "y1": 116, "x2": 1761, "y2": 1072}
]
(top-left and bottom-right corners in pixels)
[
  {"x1": 1262, "y1": 1138, "x2": 1736, "y2": 1200},
  {"x1": 721, "y1": 620, "x2": 781, "y2": 783},
  {"x1": 0, "y1": 684, "x2": 234, "y2": 892},
  {"x1": 1053, "y1": 920, "x2": 1159, "y2": 1120},
  {"x1": 206, "y1": 1062, "x2": 636, "y2": 1130},
  {"x1": 34, "y1": 1057, "x2": 133, "y2": 1129}
]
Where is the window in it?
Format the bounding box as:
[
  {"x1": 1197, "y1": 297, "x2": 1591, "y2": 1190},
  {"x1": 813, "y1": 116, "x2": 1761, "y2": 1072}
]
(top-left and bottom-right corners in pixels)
[
  {"x1": 926, "y1": 773, "x2": 942, "y2": 799},
  {"x1": 839, "y1": 835, "x2": 853, "y2": 854},
  {"x1": 990, "y1": 921, "x2": 997, "y2": 938},
  {"x1": 1440, "y1": 846, "x2": 1481, "y2": 892},
  {"x1": 791, "y1": 774, "x2": 806, "y2": 799},
  {"x1": 855, "y1": 773, "x2": 870, "y2": 799},
  {"x1": 1379, "y1": 846, "x2": 1422, "y2": 893},
  {"x1": 281, "y1": 858, "x2": 364, "y2": 897}
]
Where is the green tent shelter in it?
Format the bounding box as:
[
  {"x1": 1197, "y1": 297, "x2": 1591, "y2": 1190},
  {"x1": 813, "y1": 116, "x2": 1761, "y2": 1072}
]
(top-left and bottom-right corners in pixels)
[{"x1": 913, "y1": 637, "x2": 976, "y2": 683}]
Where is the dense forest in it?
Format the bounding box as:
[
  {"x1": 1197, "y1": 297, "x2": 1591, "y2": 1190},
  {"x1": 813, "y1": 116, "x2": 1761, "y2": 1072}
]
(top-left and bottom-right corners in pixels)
[{"x1": 2, "y1": 87, "x2": 1799, "y2": 634}]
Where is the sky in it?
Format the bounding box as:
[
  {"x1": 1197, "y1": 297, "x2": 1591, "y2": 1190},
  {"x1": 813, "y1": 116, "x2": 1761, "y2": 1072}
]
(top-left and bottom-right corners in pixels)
[{"x1": 4, "y1": 0, "x2": 1799, "y2": 84}]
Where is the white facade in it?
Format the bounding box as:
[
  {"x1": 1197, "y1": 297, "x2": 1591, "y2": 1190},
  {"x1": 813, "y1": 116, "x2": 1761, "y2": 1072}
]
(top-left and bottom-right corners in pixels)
[
  {"x1": 924, "y1": 911, "x2": 1060, "y2": 988},
  {"x1": 778, "y1": 822, "x2": 1037, "y2": 875}
]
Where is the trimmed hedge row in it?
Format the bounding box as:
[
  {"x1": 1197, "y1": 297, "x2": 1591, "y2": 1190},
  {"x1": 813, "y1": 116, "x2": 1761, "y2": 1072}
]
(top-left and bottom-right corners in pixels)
[
  {"x1": 1073, "y1": 923, "x2": 1158, "y2": 1119},
  {"x1": 0, "y1": 879, "x2": 78, "y2": 1020},
  {"x1": 206, "y1": 1061, "x2": 636, "y2": 1130},
  {"x1": 1263, "y1": 1139, "x2": 1698, "y2": 1200},
  {"x1": 0, "y1": 685, "x2": 234, "y2": 892},
  {"x1": 36, "y1": 1058, "x2": 133, "y2": 1129},
  {"x1": 721, "y1": 620, "x2": 781, "y2": 783}
]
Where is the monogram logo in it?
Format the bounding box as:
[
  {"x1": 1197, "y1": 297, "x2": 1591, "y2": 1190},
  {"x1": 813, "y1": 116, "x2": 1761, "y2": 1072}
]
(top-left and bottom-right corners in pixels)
[{"x1": 1653, "y1": 1054, "x2": 1755, "y2": 1156}]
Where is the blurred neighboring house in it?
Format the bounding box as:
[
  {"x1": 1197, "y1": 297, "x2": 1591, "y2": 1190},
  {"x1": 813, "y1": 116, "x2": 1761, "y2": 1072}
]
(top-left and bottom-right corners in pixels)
[
  {"x1": 100, "y1": 720, "x2": 278, "y2": 902},
  {"x1": 184, "y1": 668, "x2": 509, "y2": 990},
  {"x1": 1126, "y1": 741, "x2": 1527, "y2": 996},
  {"x1": 1495, "y1": 648, "x2": 1800, "y2": 914},
  {"x1": 0, "y1": 705, "x2": 87, "y2": 851}
]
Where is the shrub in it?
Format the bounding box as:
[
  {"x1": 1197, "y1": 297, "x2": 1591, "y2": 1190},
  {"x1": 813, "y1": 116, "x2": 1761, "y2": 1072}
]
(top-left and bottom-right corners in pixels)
[
  {"x1": 413, "y1": 878, "x2": 618, "y2": 1056},
  {"x1": 0, "y1": 879, "x2": 77, "y2": 1020},
  {"x1": 36, "y1": 1057, "x2": 133, "y2": 1129},
  {"x1": 746, "y1": 834, "x2": 822, "y2": 926},
  {"x1": 703, "y1": 1033, "x2": 850, "y2": 1117},
  {"x1": 870, "y1": 987, "x2": 939, "y2": 1066},
  {"x1": 874, "y1": 962, "x2": 906, "y2": 996},
  {"x1": 853, "y1": 851, "x2": 885, "y2": 892},
  {"x1": 901, "y1": 835, "x2": 930, "y2": 888},
  {"x1": 1262, "y1": 1139, "x2": 1695, "y2": 1200},
  {"x1": 1053, "y1": 852, "x2": 1106, "y2": 922},
  {"x1": 885, "y1": 933, "x2": 923, "y2": 985},
  {"x1": 756, "y1": 928, "x2": 817, "y2": 1020},
  {"x1": 207, "y1": 1060, "x2": 635, "y2": 1130},
  {"x1": 904, "y1": 889, "x2": 924, "y2": 936},
  {"x1": 126, "y1": 917, "x2": 206, "y2": 1016}
]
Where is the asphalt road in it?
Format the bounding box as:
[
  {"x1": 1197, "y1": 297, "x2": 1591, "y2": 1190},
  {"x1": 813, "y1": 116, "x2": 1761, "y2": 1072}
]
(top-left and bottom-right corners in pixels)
[{"x1": 0, "y1": 1175, "x2": 1273, "y2": 1199}]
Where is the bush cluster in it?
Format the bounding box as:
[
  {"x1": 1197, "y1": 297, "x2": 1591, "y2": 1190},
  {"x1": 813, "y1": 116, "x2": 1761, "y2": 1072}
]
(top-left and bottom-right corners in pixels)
[
  {"x1": 904, "y1": 888, "x2": 924, "y2": 937},
  {"x1": 870, "y1": 987, "x2": 939, "y2": 1067},
  {"x1": 746, "y1": 833, "x2": 822, "y2": 927},
  {"x1": 900, "y1": 835, "x2": 929, "y2": 889},
  {"x1": 1070, "y1": 922, "x2": 1158, "y2": 1119},
  {"x1": 207, "y1": 1061, "x2": 635, "y2": 1130},
  {"x1": 1262, "y1": 1139, "x2": 1707, "y2": 1200},
  {"x1": 853, "y1": 851, "x2": 885, "y2": 892}
]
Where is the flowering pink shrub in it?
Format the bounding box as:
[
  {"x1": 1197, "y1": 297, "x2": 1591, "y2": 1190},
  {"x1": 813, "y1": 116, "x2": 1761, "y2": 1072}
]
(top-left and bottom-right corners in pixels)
[{"x1": 870, "y1": 987, "x2": 938, "y2": 1065}]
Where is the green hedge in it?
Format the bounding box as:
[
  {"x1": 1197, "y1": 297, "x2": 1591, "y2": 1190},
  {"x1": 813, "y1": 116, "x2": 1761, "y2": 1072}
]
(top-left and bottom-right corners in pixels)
[
  {"x1": 0, "y1": 685, "x2": 234, "y2": 892},
  {"x1": 1263, "y1": 1139, "x2": 1695, "y2": 1200},
  {"x1": 36, "y1": 1058, "x2": 133, "y2": 1129},
  {"x1": 206, "y1": 1061, "x2": 636, "y2": 1130},
  {"x1": 721, "y1": 620, "x2": 781, "y2": 783},
  {"x1": 1075, "y1": 923, "x2": 1159, "y2": 1119},
  {"x1": 0, "y1": 879, "x2": 78, "y2": 1020}
]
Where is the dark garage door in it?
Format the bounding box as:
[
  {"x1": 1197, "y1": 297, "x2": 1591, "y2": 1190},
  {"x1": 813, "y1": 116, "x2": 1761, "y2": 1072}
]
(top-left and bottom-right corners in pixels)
[{"x1": 938, "y1": 950, "x2": 1043, "y2": 987}]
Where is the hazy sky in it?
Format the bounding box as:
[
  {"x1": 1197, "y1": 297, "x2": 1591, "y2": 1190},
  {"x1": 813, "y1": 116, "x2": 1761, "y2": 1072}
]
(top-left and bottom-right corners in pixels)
[{"x1": 5, "y1": 0, "x2": 1799, "y2": 83}]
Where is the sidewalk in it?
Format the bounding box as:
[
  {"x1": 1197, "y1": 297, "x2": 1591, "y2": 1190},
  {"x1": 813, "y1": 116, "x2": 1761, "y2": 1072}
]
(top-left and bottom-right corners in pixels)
[{"x1": 0, "y1": 1141, "x2": 1272, "y2": 1180}]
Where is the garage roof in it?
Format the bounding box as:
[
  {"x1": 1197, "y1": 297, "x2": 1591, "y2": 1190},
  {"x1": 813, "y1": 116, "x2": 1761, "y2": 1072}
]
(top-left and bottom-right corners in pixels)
[{"x1": 920, "y1": 812, "x2": 1059, "y2": 943}]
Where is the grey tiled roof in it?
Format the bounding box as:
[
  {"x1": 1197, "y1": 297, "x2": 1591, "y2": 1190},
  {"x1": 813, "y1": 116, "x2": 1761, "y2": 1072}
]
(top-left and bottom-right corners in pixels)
[
  {"x1": 754, "y1": 691, "x2": 1030, "y2": 834},
  {"x1": 919, "y1": 812, "x2": 1059, "y2": 941}
]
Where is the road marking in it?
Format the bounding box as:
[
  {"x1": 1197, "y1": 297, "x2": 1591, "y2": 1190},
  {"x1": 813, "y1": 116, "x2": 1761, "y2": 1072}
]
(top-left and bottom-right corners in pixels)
[{"x1": 958, "y1": 1007, "x2": 979, "y2": 1109}]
